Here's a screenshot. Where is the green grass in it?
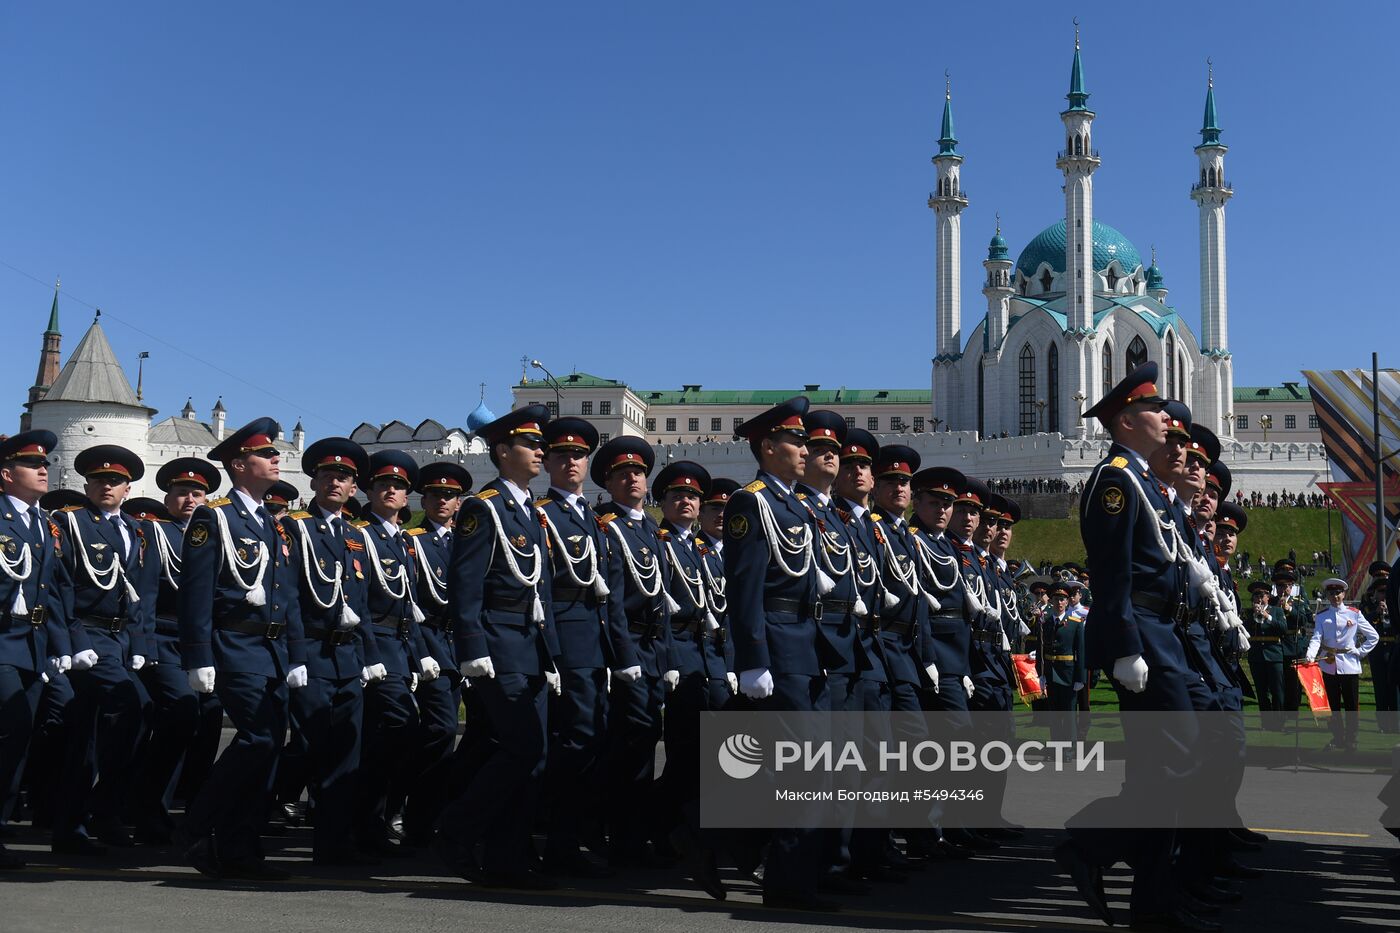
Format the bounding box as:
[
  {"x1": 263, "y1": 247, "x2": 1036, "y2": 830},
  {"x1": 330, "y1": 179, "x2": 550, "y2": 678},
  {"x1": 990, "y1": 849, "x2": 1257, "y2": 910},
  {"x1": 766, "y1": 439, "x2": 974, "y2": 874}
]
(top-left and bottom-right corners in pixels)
[{"x1": 1009, "y1": 507, "x2": 1339, "y2": 572}]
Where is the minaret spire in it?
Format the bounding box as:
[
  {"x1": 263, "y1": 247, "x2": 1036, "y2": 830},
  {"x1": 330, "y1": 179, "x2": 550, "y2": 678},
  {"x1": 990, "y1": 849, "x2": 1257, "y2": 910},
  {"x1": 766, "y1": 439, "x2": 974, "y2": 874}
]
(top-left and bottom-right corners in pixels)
[
  {"x1": 1191, "y1": 62, "x2": 1233, "y2": 436},
  {"x1": 929, "y1": 69, "x2": 969, "y2": 432},
  {"x1": 938, "y1": 70, "x2": 958, "y2": 154},
  {"x1": 1066, "y1": 18, "x2": 1090, "y2": 111}
]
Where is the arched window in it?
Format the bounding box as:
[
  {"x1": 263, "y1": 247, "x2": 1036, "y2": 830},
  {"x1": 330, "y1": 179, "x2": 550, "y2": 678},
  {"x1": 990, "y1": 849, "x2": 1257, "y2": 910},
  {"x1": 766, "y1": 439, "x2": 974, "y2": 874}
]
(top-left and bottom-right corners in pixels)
[
  {"x1": 977, "y1": 356, "x2": 986, "y2": 438},
  {"x1": 1177, "y1": 351, "x2": 1186, "y2": 404},
  {"x1": 1101, "y1": 342, "x2": 1113, "y2": 398},
  {"x1": 1126, "y1": 335, "x2": 1148, "y2": 373},
  {"x1": 1019, "y1": 344, "x2": 1037, "y2": 436},
  {"x1": 1165, "y1": 331, "x2": 1177, "y2": 397},
  {"x1": 1047, "y1": 344, "x2": 1060, "y2": 433}
]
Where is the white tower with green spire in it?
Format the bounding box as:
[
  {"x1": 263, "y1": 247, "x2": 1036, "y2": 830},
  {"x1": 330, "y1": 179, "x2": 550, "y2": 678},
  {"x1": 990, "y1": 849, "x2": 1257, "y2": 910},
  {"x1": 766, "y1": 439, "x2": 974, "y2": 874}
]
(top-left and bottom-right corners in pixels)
[
  {"x1": 1191, "y1": 62, "x2": 1234, "y2": 437},
  {"x1": 1056, "y1": 27, "x2": 1101, "y2": 432},
  {"x1": 929, "y1": 74, "x2": 968, "y2": 431}
]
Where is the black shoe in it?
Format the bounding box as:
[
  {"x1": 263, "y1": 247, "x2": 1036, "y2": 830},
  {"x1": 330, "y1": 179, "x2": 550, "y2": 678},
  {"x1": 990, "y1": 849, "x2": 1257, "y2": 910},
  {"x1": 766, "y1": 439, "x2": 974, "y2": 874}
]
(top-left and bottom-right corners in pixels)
[
  {"x1": 542, "y1": 850, "x2": 614, "y2": 879},
  {"x1": 1129, "y1": 907, "x2": 1222, "y2": 932},
  {"x1": 1231, "y1": 827, "x2": 1268, "y2": 845},
  {"x1": 929, "y1": 837, "x2": 974, "y2": 860},
  {"x1": 1185, "y1": 879, "x2": 1243, "y2": 905},
  {"x1": 52, "y1": 833, "x2": 108, "y2": 856},
  {"x1": 282, "y1": 801, "x2": 306, "y2": 828},
  {"x1": 881, "y1": 844, "x2": 921, "y2": 869},
  {"x1": 90, "y1": 818, "x2": 135, "y2": 848},
  {"x1": 1053, "y1": 840, "x2": 1114, "y2": 926},
  {"x1": 1176, "y1": 892, "x2": 1221, "y2": 918},
  {"x1": 762, "y1": 889, "x2": 842, "y2": 912},
  {"x1": 693, "y1": 849, "x2": 726, "y2": 902},
  {"x1": 1226, "y1": 832, "x2": 1261, "y2": 852},
  {"x1": 1215, "y1": 857, "x2": 1262, "y2": 880},
  {"x1": 981, "y1": 824, "x2": 1025, "y2": 840},
  {"x1": 818, "y1": 872, "x2": 871, "y2": 895},
  {"x1": 313, "y1": 849, "x2": 382, "y2": 867},
  {"x1": 433, "y1": 837, "x2": 485, "y2": 884},
  {"x1": 0, "y1": 845, "x2": 26, "y2": 870},
  {"x1": 185, "y1": 836, "x2": 223, "y2": 879},
  {"x1": 945, "y1": 828, "x2": 998, "y2": 850},
  {"x1": 480, "y1": 869, "x2": 558, "y2": 890},
  {"x1": 223, "y1": 859, "x2": 293, "y2": 881},
  {"x1": 849, "y1": 864, "x2": 907, "y2": 883}
]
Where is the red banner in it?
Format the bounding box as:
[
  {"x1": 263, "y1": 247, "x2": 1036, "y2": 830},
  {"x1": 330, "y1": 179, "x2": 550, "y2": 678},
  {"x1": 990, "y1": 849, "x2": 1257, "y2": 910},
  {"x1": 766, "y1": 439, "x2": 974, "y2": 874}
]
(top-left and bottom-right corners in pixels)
[
  {"x1": 1011, "y1": 653, "x2": 1045, "y2": 706},
  {"x1": 1295, "y1": 661, "x2": 1331, "y2": 718}
]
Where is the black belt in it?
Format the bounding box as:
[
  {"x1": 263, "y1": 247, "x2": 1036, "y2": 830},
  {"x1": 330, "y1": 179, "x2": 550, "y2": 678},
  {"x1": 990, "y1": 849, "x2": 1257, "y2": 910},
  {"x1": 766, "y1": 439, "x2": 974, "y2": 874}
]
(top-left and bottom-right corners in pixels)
[
  {"x1": 878, "y1": 617, "x2": 915, "y2": 637},
  {"x1": 709, "y1": 627, "x2": 727, "y2": 646},
  {"x1": 217, "y1": 619, "x2": 285, "y2": 639},
  {"x1": 628, "y1": 619, "x2": 665, "y2": 640},
  {"x1": 304, "y1": 625, "x2": 357, "y2": 646},
  {"x1": 670, "y1": 618, "x2": 703, "y2": 636},
  {"x1": 766, "y1": 597, "x2": 822, "y2": 621},
  {"x1": 373, "y1": 617, "x2": 412, "y2": 640},
  {"x1": 930, "y1": 609, "x2": 963, "y2": 621},
  {"x1": 13, "y1": 606, "x2": 47, "y2": 627},
  {"x1": 486, "y1": 594, "x2": 534, "y2": 614},
  {"x1": 419, "y1": 615, "x2": 453, "y2": 635},
  {"x1": 971, "y1": 630, "x2": 1005, "y2": 647},
  {"x1": 81, "y1": 614, "x2": 128, "y2": 634},
  {"x1": 821, "y1": 598, "x2": 858, "y2": 616},
  {"x1": 1131, "y1": 592, "x2": 1189, "y2": 625},
  {"x1": 552, "y1": 585, "x2": 590, "y2": 603}
]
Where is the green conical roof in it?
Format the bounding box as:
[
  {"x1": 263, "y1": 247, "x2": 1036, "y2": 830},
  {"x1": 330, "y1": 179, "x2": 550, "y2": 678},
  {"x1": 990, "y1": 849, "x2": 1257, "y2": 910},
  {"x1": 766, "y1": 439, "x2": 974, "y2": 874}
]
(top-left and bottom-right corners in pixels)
[
  {"x1": 1199, "y1": 82, "x2": 1222, "y2": 147},
  {"x1": 938, "y1": 90, "x2": 958, "y2": 155},
  {"x1": 44, "y1": 288, "x2": 59, "y2": 335},
  {"x1": 1065, "y1": 46, "x2": 1090, "y2": 111}
]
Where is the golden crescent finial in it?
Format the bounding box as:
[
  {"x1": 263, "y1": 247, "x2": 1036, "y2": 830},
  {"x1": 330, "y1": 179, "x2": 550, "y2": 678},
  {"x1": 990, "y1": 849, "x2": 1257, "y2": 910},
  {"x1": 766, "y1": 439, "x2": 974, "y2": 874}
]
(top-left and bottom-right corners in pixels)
[
  {"x1": 1073, "y1": 17, "x2": 1080, "y2": 49},
  {"x1": 1207, "y1": 56, "x2": 1214, "y2": 88},
  {"x1": 945, "y1": 68, "x2": 951, "y2": 99},
  {"x1": 995, "y1": 212, "x2": 1001, "y2": 235}
]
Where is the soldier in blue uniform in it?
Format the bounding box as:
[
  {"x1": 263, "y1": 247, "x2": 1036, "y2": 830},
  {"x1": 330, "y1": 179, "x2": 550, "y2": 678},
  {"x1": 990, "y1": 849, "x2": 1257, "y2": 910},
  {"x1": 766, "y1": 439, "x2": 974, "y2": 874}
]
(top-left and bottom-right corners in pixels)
[
  {"x1": 724, "y1": 396, "x2": 835, "y2": 912},
  {"x1": 401, "y1": 460, "x2": 472, "y2": 847},
  {"x1": 0, "y1": 432, "x2": 71, "y2": 869},
  {"x1": 279, "y1": 437, "x2": 380, "y2": 864},
  {"x1": 1053, "y1": 363, "x2": 1214, "y2": 931},
  {"x1": 696, "y1": 479, "x2": 739, "y2": 708},
  {"x1": 128, "y1": 457, "x2": 223, "y2": 845},
  {"x1": 869, "y1": 446, "x2": 932, "y2": 717},
  {"x1": 592, "y1": 436, "x2": 678, "y2": 870},
  {"x1": 436, "y1": 405, "x2": 562, "y2": 889},
  {"x1": 533, "y1": 418, "x2": 633, "y2": 878},
  {"x1": 51, "y1": 444, "x2": 155, "y2": 854},
  {"x1": 178, "y1": 418, "x2": 309, "y2": 880},
  {"x1": 831, "y1": 430, "x2": 888, "y2": 720},
  {"x1": 350, "y1": 449, "x2": 434, "y2": 856},
  {"x1": 1038, "y1": 580, "x2": 1086, "y2": 743},
  {"x1": 262, "y1": 481, "x2": 299, "y2": 518}
]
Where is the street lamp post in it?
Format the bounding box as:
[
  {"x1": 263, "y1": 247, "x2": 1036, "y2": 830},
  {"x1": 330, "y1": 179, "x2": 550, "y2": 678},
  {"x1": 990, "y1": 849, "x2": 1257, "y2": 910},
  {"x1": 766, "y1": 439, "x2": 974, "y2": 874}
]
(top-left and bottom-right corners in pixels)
[
  {"x1": 1035, "y1": 397, "x2": 1047, "y2": 433},
  {"x1": 531, "y1": 359, "x2": 564, "y2": 413},
  {"x1": 1259, "y1": 414, "x2": 1272, "y2": 444}
]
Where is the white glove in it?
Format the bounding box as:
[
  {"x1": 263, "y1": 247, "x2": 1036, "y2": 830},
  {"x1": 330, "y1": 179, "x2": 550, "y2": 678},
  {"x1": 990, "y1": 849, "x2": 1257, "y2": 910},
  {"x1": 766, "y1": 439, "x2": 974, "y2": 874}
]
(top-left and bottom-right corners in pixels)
[
  {"x1": 1001, "y1": 631, "x2": 1012, "y2": 652},
  {"x1": 1028, "y1": 650, "x2": 1038, "y2": 661},
  {"x1": 613, "y1": 665, "x2": 642, "y2": 684},
  {"x1": 460, "y1": 656, "x2": 496, "y2": 679},
  {"x1": 1018, "y1": 620, "x2": 1031, "y2": 637},
  {"x1": 72, "y1": 649, "x2": 98, "y2": 671},
  {"x1": 365, "y1": 663, "x2": 387, "y2": 682},
  {"x1": 286, "y1": 665, "x2": 308, "y2": 689},
  {"x1": 410, "y1": 672, "x2": 419, "y2": 692},
  {"x1": 739, "y1": 667, "x2": 774, "y2": 699},
  {"x1": 1304, "y1": 647, "x2": 1317, "y2": 663},
  {"x1": 1072, "y1": 682, "x2": 1085, "y2": 692},
  {"x1": 663, "y1": 669, "x2": 680, "y2": 691},
  {"x1": 1112, "y1": 654, "x2": 1149, "y2": 693},
  {"x1": 130, "y1": 654, "x2": 146, "y2": 671},
  {"x1": 924, "y1": 662, "x2": 941, "y2": 693},
  {"x1": 726, "y1": 671, "x2": 738, "y2": 695},
  {"x1": 188, "y1": 666, "x2": 216, "y2": 694},
  {"x1": 545, "y1": 669, "x2": 562, "y2": 695},
  {"x1": 46, "y1": 656, "x2": 69, "y2": 679},
  {"x1": 962, "y1": 675, "x2": 975, "y2": 699},
  {"x1": 420, "y1": 657, "x2": 441, "y2": 681}
]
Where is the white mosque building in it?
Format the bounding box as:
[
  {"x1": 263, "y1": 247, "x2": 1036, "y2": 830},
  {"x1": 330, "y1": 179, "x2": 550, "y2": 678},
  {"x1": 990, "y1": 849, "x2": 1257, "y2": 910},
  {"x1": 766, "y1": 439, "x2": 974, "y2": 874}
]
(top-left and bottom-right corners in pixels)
[{"x1": 930, "y1": 39, "x2": 1234, "y2": 441}]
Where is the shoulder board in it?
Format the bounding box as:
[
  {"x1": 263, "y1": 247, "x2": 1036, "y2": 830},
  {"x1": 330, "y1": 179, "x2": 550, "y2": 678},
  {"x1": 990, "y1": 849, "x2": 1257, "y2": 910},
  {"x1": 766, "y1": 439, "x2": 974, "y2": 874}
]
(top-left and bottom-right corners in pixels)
[
  {"x1": 288, "y1": 510, "x2": 312, "y2": 520},
  {"x1": 596, "y1": 513, "x2": 618, "y2": 526},
  {"x1": 1109, "y1": 456, "x2": 1129, "y2": 469},
  {"x1": 796, "y1": 492, "x2": 807, "y2": 500},
  {"x1": 405, "y1": 527, "x2": 427, "y2": 537},
  {"x1": 205, "y1": 497, "x2": 232, "y2": 508},
  {"x1": 908, "y1": 525, "x2": 921, "y2": 534},
  {"x1": 59, "y1": 504, "x2": 85, "y2": 513},
  {"x1": 657, "y1": 528, "x2": 670, "y2": 538},
  {"x1": 870, "y1": 513, "x2": 883, "y2": 522},
  {"x1": 349, "y1": 519, "x2": 369, "y2": 529},
  {"x1": 476, "y1": 489, "x2": 500, "y2": 500},
  {"x1": 743, "y1": 479, "x2": 766, "y2": 493},
  {"x1": 534, "y1": 497, "x2": 553, "y2": 508}
]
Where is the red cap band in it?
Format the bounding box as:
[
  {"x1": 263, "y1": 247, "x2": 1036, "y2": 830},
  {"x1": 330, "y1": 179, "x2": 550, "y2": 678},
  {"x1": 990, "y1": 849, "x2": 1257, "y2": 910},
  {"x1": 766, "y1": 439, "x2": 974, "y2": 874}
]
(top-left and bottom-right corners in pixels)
[
  {"x1": 841, "y1": 443, "x2": 872, "y2": 462},
  {"x1": 549, "y1": 433, "x2": 590, "y2": 450},
  {"x1": 771, "y1": 415, "x2": 806, "y2": 434},
  {"x1": 89, "y1": 461, "x2": 132, "y2": 480},
  {"x1": 511, "y1": 422, "x2": 542, "y2": 437},
  {"x1": 881, "y1": 460, "x2": 913, "y2": 477},
  {"x1": 314, "y1": 454, "x2": 358, "y2": 473},
  {"x1": 608, "y1": 452, "x2": 645, "y2": 473}
]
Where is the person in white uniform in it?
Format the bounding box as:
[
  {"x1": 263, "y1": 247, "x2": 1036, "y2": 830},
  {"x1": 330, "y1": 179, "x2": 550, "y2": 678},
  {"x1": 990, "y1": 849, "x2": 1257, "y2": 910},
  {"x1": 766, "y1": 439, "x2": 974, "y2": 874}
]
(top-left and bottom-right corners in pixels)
[{"x1": 1306, "y1": 578, "x2": 1379, "y2": 751}]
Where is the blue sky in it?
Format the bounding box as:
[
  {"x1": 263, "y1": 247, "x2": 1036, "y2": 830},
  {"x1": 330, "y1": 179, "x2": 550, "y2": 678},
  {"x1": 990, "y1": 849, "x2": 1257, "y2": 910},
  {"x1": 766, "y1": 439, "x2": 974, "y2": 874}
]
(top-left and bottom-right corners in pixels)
[{"x1": 0, "y1": 2, "x2": 1390, "y2": 437}]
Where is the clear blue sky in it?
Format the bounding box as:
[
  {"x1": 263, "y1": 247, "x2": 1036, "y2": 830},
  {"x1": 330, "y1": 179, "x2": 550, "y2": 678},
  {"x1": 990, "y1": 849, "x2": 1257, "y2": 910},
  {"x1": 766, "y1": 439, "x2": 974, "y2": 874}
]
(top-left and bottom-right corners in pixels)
[{"x1": 0, "y1": 2, "x2": 1390, "y2": 436}]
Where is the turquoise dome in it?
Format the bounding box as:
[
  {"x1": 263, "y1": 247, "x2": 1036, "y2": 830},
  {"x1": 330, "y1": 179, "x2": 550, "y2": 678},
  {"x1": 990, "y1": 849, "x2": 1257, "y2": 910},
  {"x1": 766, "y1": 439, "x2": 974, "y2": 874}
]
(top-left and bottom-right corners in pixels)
[
  {"x1": 988, "y1": 231, "x2": 1008, "y2": 261},
  {"x1": 466, "y1": 399, "x2": 497, "y2": 432},
  {"x1": 1015, "y1": 219, "x2": 1144, "y2": 280}
]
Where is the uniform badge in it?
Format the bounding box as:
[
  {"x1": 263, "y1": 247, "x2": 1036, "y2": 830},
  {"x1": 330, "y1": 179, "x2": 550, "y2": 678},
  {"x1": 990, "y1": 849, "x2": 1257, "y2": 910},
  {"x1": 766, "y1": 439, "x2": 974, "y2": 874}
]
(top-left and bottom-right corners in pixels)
[
  {"x1": 189, "y1": 524, "x2": 209, "y2": 548},
  {"x1": 512, "y1": 534, "x2": 527, "y2": 548},
  {"x1": 460, "y1": 513, "x2": 479, "y2": 536},
  {"x1": 1110, "y1": 456, "x2": 1129, "y2": 469},
  {"x1": 1101, "y1": 487, "x2": 1125, "y2": 515},
  {"x1": 237, "y1": 548, "x2": 248, "y2": 561},
  {"x1": 728, "y1": 515, "x2": 749, "y2": 540}
]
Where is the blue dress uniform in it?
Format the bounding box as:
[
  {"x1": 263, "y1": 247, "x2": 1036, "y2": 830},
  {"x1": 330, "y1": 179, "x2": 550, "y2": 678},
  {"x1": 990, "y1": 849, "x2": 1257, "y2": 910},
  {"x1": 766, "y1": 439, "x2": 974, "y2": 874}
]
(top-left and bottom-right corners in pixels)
[
  {"x1": 1038, "y1": 582, "x2": 1086, "y2": 742},
  {"x1": 52, "y1": 445, "x2": 155, "y2": 852},
  {"x1": 400, "y1": 460, "x2": 472, "y2": 846},
  {"x1": 178, "y1": 419, "x2": 307, "y2": 879},
  {"x1": 868, "y1": 448, "x2": 931, "y2": 714},
  {"x1": 966, "y1": 493, "x2": 1015, "y2": 714},
  {"x1": 592, "y1": 437, "x2": 678, "y2": 866},
  {"x1": 279, "y1": 438, "x2": 377, "y2": 863},
  {"x1": 437, "y1": 406, "x2": 562, "y2": 887},
  {"x1": 724, "y1": 397, "x2": 833, "y2": 910},
  {"x1": 0, "y1": 432, "x2": 70, "y2": 869},
  {"x1": 351, "y1": 449, "x2": 431, "y2": 852},
  {"x1": 534, "y1": 420, "x2": 637, "y2": 872},
  {"x1": 127, "y1": 458, "x2": 226, "y2": 844},
  {"x1": 696, "y1": 476, "x2": 740, "y2": 711},
  {"x1": 910, "y1": 470, "x2": 975, "y2": 715},
  {"x1": 1056, "y1": 363, "x2": 1203, "y2": 927}
]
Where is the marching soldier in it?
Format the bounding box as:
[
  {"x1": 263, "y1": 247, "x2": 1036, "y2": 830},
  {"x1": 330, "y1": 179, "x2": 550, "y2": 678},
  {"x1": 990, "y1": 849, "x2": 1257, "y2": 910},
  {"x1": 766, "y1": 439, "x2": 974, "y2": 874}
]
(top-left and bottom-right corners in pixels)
[
  {"x1": 351, "y1": 450, "x2": 435, "y2": 856},
  {"x1": 593, "y1": 436, "x2": 678, "y2": 871},
  {"x1": 833, "y1": 430, "x2": 889, "y2": 721},
  {"x1": 869, "y1": 446, "x2": 933, "y2": 716},
  {"x1": 0, "y1": 431, "x2": 70, "y2": 869},
  {"x1": 128, "y1": 457, "x2": 224, "y2": 845},
  {"x1": 1306, "y1": 577, "x2": 1379, "y2": 752},
  {"x1": 533, "y1": 419, "x2": 634, "y2": 877},
  {"x1": 1361, "y1": 561, "x2": 1397, "y2": 732},
  {"x1": 401, "y1": 460, "x2": 472, "y2": 845},
  {"x1": 696, "y1": 478, "x2": 739, "y2": 709},
  {"x1": 1038, "y1": 580, "x2": 1085, "y2": 743},
  {"x1": 436, "y1": 405, "x2": 562, "y2": 889},
  {"x1": 1245, "y1": 580, "x2": 1287, "y2": 731},
  {"x1": 179, "y1": 418, "x2": 308, "y2": 880},
  {"x1": 279, "y1": 438, "x2": 380, "y2": 865},
  {"x1": 51, "y1": 444, "x2": 155, "y2": 854}
]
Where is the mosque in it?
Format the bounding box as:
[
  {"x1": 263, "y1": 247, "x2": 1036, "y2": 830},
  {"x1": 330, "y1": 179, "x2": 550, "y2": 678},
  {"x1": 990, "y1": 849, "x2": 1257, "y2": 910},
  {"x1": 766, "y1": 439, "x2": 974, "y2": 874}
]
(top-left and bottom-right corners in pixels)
[{"x1": 930, "y1": 38, "x2": 1234, "y2": 441}]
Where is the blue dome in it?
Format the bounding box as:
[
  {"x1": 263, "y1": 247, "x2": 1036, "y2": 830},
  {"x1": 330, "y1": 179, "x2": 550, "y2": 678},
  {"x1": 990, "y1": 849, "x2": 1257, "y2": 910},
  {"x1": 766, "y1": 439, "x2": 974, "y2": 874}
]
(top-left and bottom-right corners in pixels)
[
  {"x1": 987, "y1": 231, "x2": 1008, "y2": 261},
  {"x1": 466, "y1": 399, "x2": 497, "y2": 432},
  {"x1": 1015, "y1": 219, "x2": 1144, "y2": 280}
]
